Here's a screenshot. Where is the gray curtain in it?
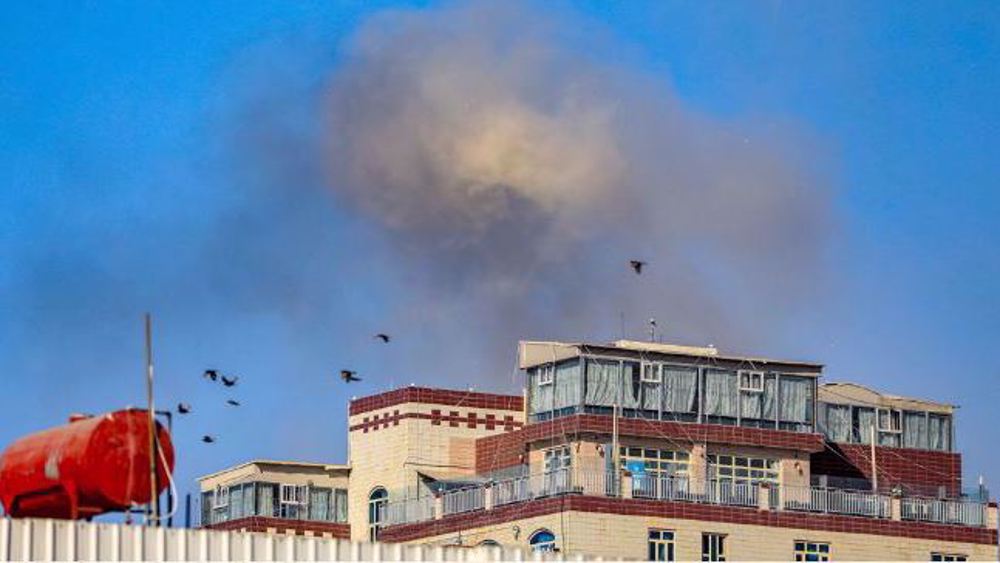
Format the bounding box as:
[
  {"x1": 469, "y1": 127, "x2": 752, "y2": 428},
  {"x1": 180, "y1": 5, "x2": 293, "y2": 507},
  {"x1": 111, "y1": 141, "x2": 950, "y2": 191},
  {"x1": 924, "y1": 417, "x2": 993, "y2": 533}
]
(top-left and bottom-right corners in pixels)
[
  {"x1": 230, "y1": 485, "x2": 243, "y2": 519},
  {"x1": 243, "y1": 483, "x2": 255, "y2": 517},
  {"x1": 778, "y1": 376, "x2": 812, "y2": 423},
  {"x1": 585, "y1": 359, "x2": 620, "y2": 406},
  {"x1": 334, "y1": 489, "x2": 349, "y2": 522},
  {"x1": 309, "y1": 488, "x2": 330, "y2": 521},
  {"x1": 825, "y1": 404, "x2": 852, "y2": 442},
  {"x1": 553, "y1": 361, "x2": 581, "y2": 410},
  {"x1": 762, "y1": 375, "x2": 777, "y2": 421},
  {"x1": 621, "y1": 362, "x2": 641, "y2": 409},
  {"x1": 903, "y1": 411, "x2": 928, "y2": 449},
  {"x1": 201, "y1": 492, "x2": 212, "y2": 525},
  {"x1": 929, "y1": 414, "x2": 951, "y2": 451},
  {"x1": 856, "y1": 408, "x2": 875, "y2": 444},
  {"x1": 879, "y1": 431, "x2": 900, "y2": 447},
  {"x1": 663, "y1": 366, "x2": 698, "y2": 413},
  {"x1": 257, "y1": 484, "x2": 274, "y2": 517},
  {"x1": 704, "y1": 370, "x2": 737, "y2": 417},
  {"x1": 641, "y1": 365, "x2": 661, "y2": 411},
  {"x1": 529, "y1": 367, "x2": 554, "y2": 414}
]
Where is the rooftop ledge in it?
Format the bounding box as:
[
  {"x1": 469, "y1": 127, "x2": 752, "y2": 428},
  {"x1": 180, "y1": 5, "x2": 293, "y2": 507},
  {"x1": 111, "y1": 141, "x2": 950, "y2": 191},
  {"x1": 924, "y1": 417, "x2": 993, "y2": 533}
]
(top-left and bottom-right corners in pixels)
[{"x1": 381, "y1": 469, "x2": 997, "y2": 543}]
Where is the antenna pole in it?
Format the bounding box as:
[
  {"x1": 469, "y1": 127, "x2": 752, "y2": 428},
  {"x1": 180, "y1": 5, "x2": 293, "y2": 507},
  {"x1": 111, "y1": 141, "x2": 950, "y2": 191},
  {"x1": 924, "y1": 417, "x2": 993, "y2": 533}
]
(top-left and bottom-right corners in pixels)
[{"x1": 145, "y1": 313, "x2": 160, "y2": 523}]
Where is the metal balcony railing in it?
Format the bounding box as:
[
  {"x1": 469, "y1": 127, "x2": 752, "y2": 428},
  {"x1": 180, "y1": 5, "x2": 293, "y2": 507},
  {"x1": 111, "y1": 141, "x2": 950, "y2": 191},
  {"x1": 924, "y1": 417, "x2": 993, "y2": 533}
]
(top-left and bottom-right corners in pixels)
[
  {"x1": 901, "y1": 497, "x2": 987, "y2": 527},
  {"x1": 781, "y1": 486, "x2": 891, "y2": 519}
]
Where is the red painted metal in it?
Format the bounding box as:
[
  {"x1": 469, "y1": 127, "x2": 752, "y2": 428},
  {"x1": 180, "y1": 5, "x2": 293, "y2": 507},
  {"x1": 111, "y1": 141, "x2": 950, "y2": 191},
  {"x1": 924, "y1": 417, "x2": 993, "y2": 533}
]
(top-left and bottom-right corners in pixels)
[{"x1": 0, "y1": 408, "x2": 174, "y2": 519}]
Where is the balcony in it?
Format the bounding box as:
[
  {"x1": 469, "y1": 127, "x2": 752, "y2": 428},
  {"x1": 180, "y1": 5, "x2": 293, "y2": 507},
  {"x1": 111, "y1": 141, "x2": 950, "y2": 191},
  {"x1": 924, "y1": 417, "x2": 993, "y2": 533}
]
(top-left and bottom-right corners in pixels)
[{"x1": 383, "y1": 469, "x2": 994, "y2": 529}]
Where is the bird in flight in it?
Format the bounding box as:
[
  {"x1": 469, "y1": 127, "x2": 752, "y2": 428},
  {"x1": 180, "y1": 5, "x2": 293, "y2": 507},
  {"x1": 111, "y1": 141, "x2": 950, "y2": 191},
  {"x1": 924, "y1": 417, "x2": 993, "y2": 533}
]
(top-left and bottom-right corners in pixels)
[
  {"x1": 340, "y1": 370, "x2": 362, "y2": 383},
  {"x1": 374, "y1": 333, "x2": 391, "y2": 343},
  {"x1": 177, "y1": 403, "x2": 192, "y2": 414},
  {"x1": 203, "y1": 369, "x2": 218, "y2": 381},
  {"x1": 629, "y1": 260, "x2": 646, "y2": 275},
  {"x1": 201, "y1": 435, "x2": 216, "y2": 444},
  {"x1": 226, "y1": 399, "x2": 240, "y2": 407},
  {"x1": 221, "y1": 375, "x2": 238, "y2": 387}
]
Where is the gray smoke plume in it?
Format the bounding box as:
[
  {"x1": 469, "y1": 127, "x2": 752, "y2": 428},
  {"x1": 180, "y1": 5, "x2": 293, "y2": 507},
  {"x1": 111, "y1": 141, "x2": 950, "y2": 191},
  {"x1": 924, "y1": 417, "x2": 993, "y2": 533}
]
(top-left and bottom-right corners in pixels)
[{"x1": 323, "y1": 1, "x2": 834, "y2": 376}]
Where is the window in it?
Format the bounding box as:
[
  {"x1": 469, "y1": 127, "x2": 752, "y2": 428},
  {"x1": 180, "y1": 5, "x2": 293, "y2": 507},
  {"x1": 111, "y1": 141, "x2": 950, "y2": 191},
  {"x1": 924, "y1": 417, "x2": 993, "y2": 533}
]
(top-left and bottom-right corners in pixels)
[
  {"x1": 212, "y1": 485, "x2": 229, "y2": 509},
  {"x1": 529, "y1": 529, "x2": 556, "y2": 553},
  {"x1": 794, "y1": 541, "x2": 830, "y2": 561},
  {"x1": 368, "y1": 487, "x2": 388, "y2": 542},
  {"x1": 478, "y1": 540, "x2": 500, "y2": 547},
  {"x1": 877, "y1": 408, "x2": 902, "y2": 433},
  {"x1": 739, "y1": 371, "x2": 764, "y2": 392},
  {"x1": 280, "y1": 484, "x2": 308, "y2": 505},
  {"x1": 930, "y1": 554, "x2": 967, "y2": 562},
  {"x1": 620, "y1": 447, "x2": 690, "y2": 478},
  {"x1": 642, "y1": 363, "x2": 663, "y2": 383},
  {"x1": 707, "y1": 454, "x2": 779, "y2": 485},
  {"x1": 543, "y1": 446, "x2": 572, "y2": 473},
  {"x1": 702, "y1": 533, "x2": 726, "y2": 561},
  {"x1": 537, "y1": 365, "x2": 554, "y2": 386},
  {"x1": 648, "y1": 529, "x2": 675, "y2": 561}
]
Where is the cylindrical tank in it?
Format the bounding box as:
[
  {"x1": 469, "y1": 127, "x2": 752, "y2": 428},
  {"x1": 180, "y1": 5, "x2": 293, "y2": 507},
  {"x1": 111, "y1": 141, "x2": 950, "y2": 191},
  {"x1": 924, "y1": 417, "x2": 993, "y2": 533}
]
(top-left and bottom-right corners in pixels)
[{"x1": 0, "y1": 408, "x2": 175, "y2": 519}]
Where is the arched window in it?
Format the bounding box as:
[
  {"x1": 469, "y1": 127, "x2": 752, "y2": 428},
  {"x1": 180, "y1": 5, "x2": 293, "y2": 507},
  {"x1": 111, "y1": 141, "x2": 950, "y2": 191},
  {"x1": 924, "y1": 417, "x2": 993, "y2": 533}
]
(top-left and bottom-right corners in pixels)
[
  {"x1": 529, "y1": 529, "x2": 556, "y2": 553},
  {"x1": 368, "y1": 487, "x2": 388, "y2": 541}
]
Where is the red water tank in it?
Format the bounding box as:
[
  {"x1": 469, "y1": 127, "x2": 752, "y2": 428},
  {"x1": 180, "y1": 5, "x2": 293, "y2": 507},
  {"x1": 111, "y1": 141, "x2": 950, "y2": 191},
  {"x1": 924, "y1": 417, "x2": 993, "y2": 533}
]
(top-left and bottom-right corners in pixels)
[{"x1": 0, "y1": 408, "x2": 175, "y2": 519}]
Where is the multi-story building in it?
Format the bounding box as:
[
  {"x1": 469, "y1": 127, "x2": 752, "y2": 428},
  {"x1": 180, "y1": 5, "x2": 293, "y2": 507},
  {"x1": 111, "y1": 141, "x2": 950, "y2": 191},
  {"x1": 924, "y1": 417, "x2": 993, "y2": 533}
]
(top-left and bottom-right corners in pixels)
[{"x1": 198, "y1": 340, "x2": 998, "y2": 561}]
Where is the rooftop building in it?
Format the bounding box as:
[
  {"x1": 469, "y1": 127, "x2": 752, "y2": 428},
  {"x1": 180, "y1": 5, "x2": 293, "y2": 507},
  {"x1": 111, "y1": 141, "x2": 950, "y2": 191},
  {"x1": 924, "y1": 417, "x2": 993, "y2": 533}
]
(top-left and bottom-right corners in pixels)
[{"x1": 197, "y1": 340, "x2": 997, "y2": 561}]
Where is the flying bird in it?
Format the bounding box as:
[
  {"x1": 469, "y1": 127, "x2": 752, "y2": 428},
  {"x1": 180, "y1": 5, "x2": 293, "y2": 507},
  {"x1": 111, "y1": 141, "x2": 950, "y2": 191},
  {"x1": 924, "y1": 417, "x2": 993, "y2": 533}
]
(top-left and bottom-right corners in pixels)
[
  {"x1": 226, "y1": 399, "x2": 240, "y2": 407},
  {"x1": 374, "y1": 333, "x2": 391, "y2": 343},
  {"x1": 201, "y1": 435, "x2": 215, "y2": 444},
  {"x1": 221, "y1": 375, "x2": 238, "y2": 387},
  {"x1": 177, "y1": 403, "x2": 191, "y2": 414},
  {"x1": 629, "y1": 260, "x2": 647, "y2": 275},
  {"x1": 203, "y1": 369, "x2": 218, "y2": 381},
  {"x1": 340, "y1": 370, "x2": 362, "y2": 383}
]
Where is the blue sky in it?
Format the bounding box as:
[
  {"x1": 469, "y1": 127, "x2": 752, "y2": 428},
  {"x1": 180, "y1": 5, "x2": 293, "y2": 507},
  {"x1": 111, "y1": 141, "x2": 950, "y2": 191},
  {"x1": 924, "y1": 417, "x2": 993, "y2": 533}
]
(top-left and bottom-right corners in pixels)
[{"x1": 2, "y1": 0, "x2": 999, "y2": 510}]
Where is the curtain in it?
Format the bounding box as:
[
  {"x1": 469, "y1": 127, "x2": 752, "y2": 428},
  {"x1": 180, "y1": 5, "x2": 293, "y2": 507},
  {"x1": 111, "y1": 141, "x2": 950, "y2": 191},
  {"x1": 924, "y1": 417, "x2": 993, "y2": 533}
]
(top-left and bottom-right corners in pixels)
[
  {"x1": 621, "y1": 362, "x2": 641, "y2": 409},
  {"x1": 258, "y1": 484, "x2": 275, "y2": 517},
  {"x1": 230, "y1": 485, "x2": 243, "y2": 519},
  {"x1": 903, "y1": 411, "x2": 928, "y2": 449},
  {"x1": 740, "y1": 382, "x2": 764, "y2": 420},
  {"x1": 825, "y1": 404, "x2": 852, "y2": 442},
  {"x1": 585, "y1": 359, "x2": 619, "y2": 406},
  {"x1": 309, "y1": 488, "x2": 330, "y2": 521},
  {"x1": 641, "y1": 366, "x2": 661, "y2": 411},
  {"x1": 663, "y1": 367, "x2": 698, "y2": 413},
  {"x1": 762, "y1": 375, "x2": 777, "y2": 421},
  {"x1": 856, "y1": 408, "x2": 875, "y2": 444},
  {"x1": 529, "y1": 368, "x2": 553, "y2": 414},
  {"x1": 334, "y1": 489, "x2": 349, "y2": 522},
  {"x1": 704, "y1": 370, "x2": 737, "y2": 417},
  {"x1": 879, "y1": 431, "x2": 900, "y2": 447},
  {"x1": 779, "y1": 376, "x2": 812, "y2": 423},
  {"x1": 929, "y1": 414, "x2": 951, "y2": 451},
  {"x1": 201, "y1": 492, "x2": 213, "y2": 525},
  {"x1": 553, "y1": 361, "x2": 581, "y2": 410}
]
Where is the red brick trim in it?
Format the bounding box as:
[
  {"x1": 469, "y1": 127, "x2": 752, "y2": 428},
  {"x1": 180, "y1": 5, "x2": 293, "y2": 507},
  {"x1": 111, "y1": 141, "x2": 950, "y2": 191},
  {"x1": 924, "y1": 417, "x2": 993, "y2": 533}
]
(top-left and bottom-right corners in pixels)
[
  {"x1": 350, "y1": 411, "x2": 524, "y2": 433},
  {"x1": 379, "y1": 495, "x2": 997, "y2": 545},
  {"x1": 811, "y1": 443, "x2": 961, "y2": 496},
  {"x1": 204, "y1": 516, "x2": 350, "y2": 538},
  {"x1": 350, "y1": 387, "x2": 523, "y2": 416}
]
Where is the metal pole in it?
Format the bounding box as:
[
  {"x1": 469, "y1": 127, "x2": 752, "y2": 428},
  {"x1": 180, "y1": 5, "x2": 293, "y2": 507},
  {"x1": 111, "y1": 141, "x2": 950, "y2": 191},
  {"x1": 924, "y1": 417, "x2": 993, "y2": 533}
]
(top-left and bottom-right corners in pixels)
[
  {"x1": 185, "y1": 493, "x2": 191, "y2": 529},
  {"x1": 145, "y1": 313, "x2": 159, "y2": 523},
  {"x1": 870, "y1": 424, "x2": 878, "y2": 493}
]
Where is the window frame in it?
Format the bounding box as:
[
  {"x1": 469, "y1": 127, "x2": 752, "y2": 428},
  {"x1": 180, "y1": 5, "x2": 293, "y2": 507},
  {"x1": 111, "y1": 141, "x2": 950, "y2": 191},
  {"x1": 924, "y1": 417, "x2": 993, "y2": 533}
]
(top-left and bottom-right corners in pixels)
[
  {"x1": 648, "y1": 528, "x2": 676, "y2": 562},
  {"x1": 279, "y1": 483, "x2": 308, "y2": 505},
  {"x1": 707, "y1": 453, "x2": 779, "y2": 485},
  {"x1": 930, "y1": 553, "x2": 967, "y2": 562},
  {"x1": 877, "y1": 408, "x2": 902, "y2": 433},
  {"x1": 620, "y1": 446, "x2": 690, "y2": 478},
  {"x1": 701, "y1": 532, "x2": 726, "y2": 562},
  {"x1": 537, "y1": 365, "x2": 554, "y2": 386},
  {"x1": 641, "y1": 362, "x2": 663, "y2": 383},
  {"x1": 212, "y1": 485, "x2": 230, "y2": 509},
  {"x1": 543, "y1": 445, "x2": 572, "y2": 473},
  {"x1": 529, "y1": 529, "x2": 557, "y2": 553},
  {"x1": 367, "y1": 487, "x2": 388, "y2": 542},
  {"x1": 738, "y1": 371, "x2": 765, "y2": 393},
  {"x1": 794, "y1": 540, "x2": 831, "y2": 561}
]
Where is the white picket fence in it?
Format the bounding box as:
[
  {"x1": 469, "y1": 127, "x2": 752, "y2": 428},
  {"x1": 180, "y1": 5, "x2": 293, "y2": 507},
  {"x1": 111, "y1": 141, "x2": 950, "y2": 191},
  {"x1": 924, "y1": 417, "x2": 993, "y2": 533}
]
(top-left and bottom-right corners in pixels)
[{"x1": 0, "y1": 518, "x2": 590, "y2": 562}]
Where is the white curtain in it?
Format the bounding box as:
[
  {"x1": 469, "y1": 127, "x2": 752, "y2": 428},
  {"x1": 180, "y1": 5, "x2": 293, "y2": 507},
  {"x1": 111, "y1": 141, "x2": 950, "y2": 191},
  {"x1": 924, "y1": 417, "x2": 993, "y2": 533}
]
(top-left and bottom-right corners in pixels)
[
  {"x1": 704, "y1": 370, "x2": 737, "y2": 417},
  {"x1": 825, "y1": 404, "x2": 852, "y2": 442},
  {"x1": 621, "y1": 362, "x2": 641, "y2": 409},
  {"x1": 242, "y1": 483, "x2": 255, "y2": 516},
  {"x1": 663, "y1": 367, "x2": 698, "y2": 413},
  {"x1": 529, "y1": 367, "x2": 553, "y2": 413},
  {"x1": 778, "y1": 376, "x2": 812, "y2": 423},
  {"x1": 856, "y1": 408, "x2": 875, "y2": 444},
  {"x1": 230, "y1": 485, "x2": 243, "y2": 519},
  {"x1": 585, "y1": 359, "x2": 620, "y2": 406},
  {"x1": 903, "y1": 411, "x2": 928, "y2": 449},
  {"x1": 258, "y1": 484, "x2": 274, "y2": 517},
  {"x1": 929, "y1": 414, "x2": 951, "y2": 451},
  {"x1": 309, "y1": 488, "x2": 329, "y2": 521},
  {"x1": 334, "y1": 489, "x2": 349, "y2": 522},
  {"x1": 642, "y1": 377, "x2": 661, "y2": 411},
  {"x1": 762, "y1": 375, "x2": 777, "y2": 421},
  {"x1": 553, "y1": 361, "x2": 581, "y2": 410}
]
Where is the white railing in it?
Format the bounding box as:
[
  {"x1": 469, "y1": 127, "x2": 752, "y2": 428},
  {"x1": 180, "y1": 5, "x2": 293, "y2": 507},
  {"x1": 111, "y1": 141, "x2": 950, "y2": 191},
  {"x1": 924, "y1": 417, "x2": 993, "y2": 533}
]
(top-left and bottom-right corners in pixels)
[
  {"x1": 706, "y1": 479, "x2": 759, "y2": 508},
  {"x1": 782, "y1": 486, "x2": 891, "y2": 518},
  {"x1": 384, "y1": 496, "x2": 434, "y2": 526},
  {"x1": 441, "y1": 486, "x2": 485, "y2": 516},
  {"x1": 901, "y1": 497, "x2": 987, "y2": 527},
  {"x1": 631, "y1": 475, "x2": 695, "y2": 502}
]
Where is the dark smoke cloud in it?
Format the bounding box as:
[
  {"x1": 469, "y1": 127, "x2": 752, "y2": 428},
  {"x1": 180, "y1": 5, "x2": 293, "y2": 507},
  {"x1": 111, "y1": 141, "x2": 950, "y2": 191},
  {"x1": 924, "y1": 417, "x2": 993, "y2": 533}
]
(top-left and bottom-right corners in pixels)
[{"x1": 322, "y1": 1, "x2": 835, "y2": 374}]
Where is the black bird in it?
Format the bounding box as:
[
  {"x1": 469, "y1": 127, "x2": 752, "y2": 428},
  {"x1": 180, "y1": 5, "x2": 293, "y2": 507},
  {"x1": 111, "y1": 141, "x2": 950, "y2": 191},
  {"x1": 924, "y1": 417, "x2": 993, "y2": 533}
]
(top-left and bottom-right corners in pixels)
[
  {"x1": 221, "y1": 375, "x2": 238, "y2": 387},
  {"x1": 203, "y1": 369, "x2": 218, "y2": 381},
  {"x1": 177, "y1": 403, "x2": 192, "y2": 414},
  {"x1": 340, "y1": 369, "x2": 362, "y2": 383},
  {"x1": 629, "y1": 260, "x2": 646, "y2": 275},
  {"x1": 226, "y1": 399, "x2": 240, "y2": 407},
  {"x1": 201, "y1": 435, "x2": 215, "y2": 444},
  {"x1": 374, "y1": 333, "x2": 391, "y2": 343}
]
